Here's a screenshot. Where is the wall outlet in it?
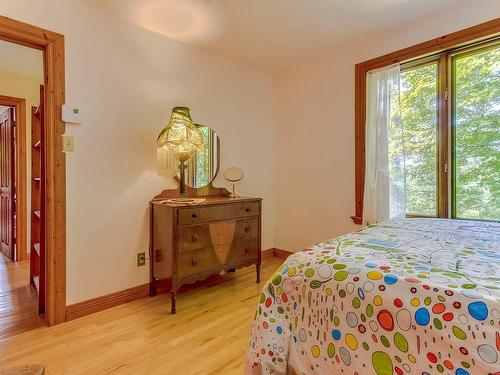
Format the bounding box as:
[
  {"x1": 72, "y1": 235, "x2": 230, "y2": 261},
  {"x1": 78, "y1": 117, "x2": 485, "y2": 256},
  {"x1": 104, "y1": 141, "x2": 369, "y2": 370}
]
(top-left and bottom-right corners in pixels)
[{"x1": 137, "y1": 252, "x2": 146, "y2": 267}]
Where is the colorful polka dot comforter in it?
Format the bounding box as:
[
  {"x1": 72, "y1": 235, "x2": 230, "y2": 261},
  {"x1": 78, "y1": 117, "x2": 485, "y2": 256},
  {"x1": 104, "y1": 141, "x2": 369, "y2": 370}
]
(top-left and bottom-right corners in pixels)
[{"x1": 245, "y1": 219, "x2": 500, "y2": 375}]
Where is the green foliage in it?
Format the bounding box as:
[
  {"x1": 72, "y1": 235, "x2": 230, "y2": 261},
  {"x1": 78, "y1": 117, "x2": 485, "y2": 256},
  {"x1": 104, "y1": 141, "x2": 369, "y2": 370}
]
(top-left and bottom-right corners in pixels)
[
  {"x1": 400, "y1": 63, "x2": 438, "y2": 216},
  {"x1": 454, "y1": 47, "x2": 499, "y2": 221},
  {"x1": 393, "y1": 45, "x2": 499, "y2": 220}
]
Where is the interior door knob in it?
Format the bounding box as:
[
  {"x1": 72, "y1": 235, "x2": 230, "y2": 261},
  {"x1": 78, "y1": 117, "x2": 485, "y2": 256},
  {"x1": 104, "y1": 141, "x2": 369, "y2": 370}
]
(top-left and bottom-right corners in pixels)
[{"x1": 191, "y1": 259, "x2": 198, "y2": 266}]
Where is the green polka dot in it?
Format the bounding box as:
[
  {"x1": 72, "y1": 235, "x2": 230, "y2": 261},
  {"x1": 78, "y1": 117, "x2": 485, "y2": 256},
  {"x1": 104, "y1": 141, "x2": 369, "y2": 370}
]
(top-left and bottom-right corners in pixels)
[
  {"x1": 380, "y1": 335, "x2": 390, "y2": 348},
  {"x1": 352, "y1": 297, "x2": 361, "y2": 309},
  {"x1": 424, "y1": 297, "x2": 431, "y2": 306},
  {"x1": 327, "y1": 343, "x2": 335, "y2": 358},
  {"x1": 433, "y1": 318, "x2": 442, "y2": 330},
  {"x1": 366, "y1": 304, "x2": 374, "y2": 317},
  {"x1": 332, "y1": 264, "x2": 347, "y2": 270},
  {"x1": 372, "y1": 351, "x2": 393, "y2": 375},
  {"x1": 452, "y1": 326, "x2": 467, "y2": 340},
  {"x1": 259, "y1": 293, "x2": 266, "y2": 303},
  {"x1": 334, "y1": 271, "x2": 348, "y2": 281},
  {"x1": 305, "y1": 268, "x2": 315, "y2": 277},
  {"x1": 393, "y1": 333, "x2": 408, "y2": 352},
  {"x1": 339, "y1": 289, "x2": 346, "y2": 298},
  {"x1": 272, "y1": 274, "x2": 282, "y2": 285}
]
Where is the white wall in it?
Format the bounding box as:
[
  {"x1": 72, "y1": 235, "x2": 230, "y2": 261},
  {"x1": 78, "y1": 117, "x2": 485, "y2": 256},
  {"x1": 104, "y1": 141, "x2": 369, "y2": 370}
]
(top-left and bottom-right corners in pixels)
[
  {"x1": 273, "y1": 0, "x2": 500, "y2": 251},
  {"x1": 0, "y1": 0, "x2": 275, "y2": 304}
]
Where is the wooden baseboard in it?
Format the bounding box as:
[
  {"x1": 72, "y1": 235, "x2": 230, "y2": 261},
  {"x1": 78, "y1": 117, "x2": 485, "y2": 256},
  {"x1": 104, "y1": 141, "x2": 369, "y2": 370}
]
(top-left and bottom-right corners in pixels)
[
  {"x1": 66, "y1": 283, "x2": 150, "y2": 321},
  {"x1": 262, "y1": 248, "x2": 293, "y2": 259},
  {"x1": 272, "y1": 248, "x2": 293, "y2": 259},
  {"x1": 65, "y1": 248, "x2": 292, "y2": 322}
]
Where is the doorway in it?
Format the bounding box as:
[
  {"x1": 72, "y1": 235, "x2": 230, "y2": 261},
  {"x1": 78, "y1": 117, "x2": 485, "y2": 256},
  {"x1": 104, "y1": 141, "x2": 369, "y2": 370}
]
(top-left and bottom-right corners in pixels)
[
  {"x1": 0, "y1": 16, "x2": 66, "y2": 328},
  {"x1": 0, "y1": 40, "x2": 44, "y2": 336}
]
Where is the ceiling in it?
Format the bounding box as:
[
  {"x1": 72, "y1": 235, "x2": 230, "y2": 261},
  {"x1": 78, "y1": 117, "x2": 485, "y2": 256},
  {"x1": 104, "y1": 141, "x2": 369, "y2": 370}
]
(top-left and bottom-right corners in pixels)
[
  {"x1": 0, "y1": 40, "x2": 43, "y2": 78},
  {"x1": 85, "y1": 0, "x2": 467, "y2": 73}
]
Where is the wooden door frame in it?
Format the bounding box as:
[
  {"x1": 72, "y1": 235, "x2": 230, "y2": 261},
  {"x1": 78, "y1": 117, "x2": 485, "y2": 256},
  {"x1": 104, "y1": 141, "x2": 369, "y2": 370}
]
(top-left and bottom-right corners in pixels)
[
  {"x1": 0, "y1": 95, "x2": 27, "y2": 262},
  {"x1": 0, "y1": 16, "x2": 66, "y2": 325}
]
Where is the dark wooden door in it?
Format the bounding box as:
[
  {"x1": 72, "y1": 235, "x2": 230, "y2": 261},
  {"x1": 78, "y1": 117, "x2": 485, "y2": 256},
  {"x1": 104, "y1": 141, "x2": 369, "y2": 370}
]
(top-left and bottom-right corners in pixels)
[{"x1": 0, "y1": 107, "x2": 15, "y2": 260}]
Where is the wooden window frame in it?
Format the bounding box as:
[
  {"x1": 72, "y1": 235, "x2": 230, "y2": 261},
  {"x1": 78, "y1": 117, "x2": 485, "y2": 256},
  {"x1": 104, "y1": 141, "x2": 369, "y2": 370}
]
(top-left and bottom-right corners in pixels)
[
  {"x1": 0, "y1": 16, "x2": 66, "y2": 325},
  {"x1": 352, "y1": 18, "x2": 500, "y2": 225}
]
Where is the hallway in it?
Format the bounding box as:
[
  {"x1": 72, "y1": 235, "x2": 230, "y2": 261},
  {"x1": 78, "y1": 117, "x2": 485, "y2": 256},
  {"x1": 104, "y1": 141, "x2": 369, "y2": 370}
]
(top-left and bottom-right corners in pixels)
[{"x1": 0, "y1": 253, "x2": 43, "y2": 339}]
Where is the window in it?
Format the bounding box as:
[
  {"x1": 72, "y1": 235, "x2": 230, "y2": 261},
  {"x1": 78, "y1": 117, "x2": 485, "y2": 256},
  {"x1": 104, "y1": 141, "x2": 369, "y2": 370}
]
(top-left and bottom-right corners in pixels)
[
  {"x1": 452, "y1": 45, "x2": 499, "y2": 221},
  {"x1": 392, "y1": 41, "x2": 499, "y2": 221},
  {"x1": 353, "y1": 20, "x2": 500, "y2": 224},
  {"x1": 400, "y1": 61, "x2": 439, "y2": 216}
]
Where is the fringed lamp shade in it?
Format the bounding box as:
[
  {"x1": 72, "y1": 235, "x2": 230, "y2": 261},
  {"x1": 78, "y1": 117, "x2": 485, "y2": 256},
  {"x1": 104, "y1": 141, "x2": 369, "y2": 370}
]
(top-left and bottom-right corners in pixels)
[{"x1": 157, "y1": 106, "x2": 206, "y2": 177}]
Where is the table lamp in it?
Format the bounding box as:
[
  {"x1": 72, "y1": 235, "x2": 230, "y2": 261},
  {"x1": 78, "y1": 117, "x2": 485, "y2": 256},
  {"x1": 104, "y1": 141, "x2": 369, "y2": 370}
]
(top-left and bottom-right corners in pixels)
[{"x1": 157, "y1": 106, "x2": 206, "y2": 199}]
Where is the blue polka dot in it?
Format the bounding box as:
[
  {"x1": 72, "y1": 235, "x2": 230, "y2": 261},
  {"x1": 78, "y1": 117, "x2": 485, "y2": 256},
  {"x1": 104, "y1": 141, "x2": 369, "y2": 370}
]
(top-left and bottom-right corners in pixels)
[
  {"x1": 365, "y1": 263, "x2": 378, "y2": 268},
  {"x1": 332, "y1": 330, "x2": 341, "y2": 340},
  {"x1": 357, "y1": 287, "x2": 365, "y2": 300},
  {"x1": 468, "y1": 301, "x2": 488, "y2": 321},
  {"x1": 455, "y1": 368, "x2": 469, "y2": 375},
  {"x1": 276, "y1": 326, "x2": 283, "y2": 334},
  {"x1": 415, "y1": 308, "x2": 430, "y2": 326},
  {"x1": 384, "y1": 274, "x2": 398, "y2": 285},
  {"x1": 415, "y1": 266, "x2": 429, "y2": 271}
]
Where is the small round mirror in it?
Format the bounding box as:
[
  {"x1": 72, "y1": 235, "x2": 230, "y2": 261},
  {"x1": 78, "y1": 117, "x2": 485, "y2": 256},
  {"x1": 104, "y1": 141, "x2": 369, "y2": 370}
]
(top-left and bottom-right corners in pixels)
[
  {"x1": 181, "y1": 125, "x2": 220, "y2": 188},
  {"x1": 223, "y1": 167, "x2": 244, "y2": 198}
]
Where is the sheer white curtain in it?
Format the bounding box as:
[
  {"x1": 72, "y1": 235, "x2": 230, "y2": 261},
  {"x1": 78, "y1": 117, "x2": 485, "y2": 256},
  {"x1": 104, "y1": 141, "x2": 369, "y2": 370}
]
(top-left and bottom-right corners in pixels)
[{"x1": 363, "y1": 64, "x2": 406, "y2": 226}]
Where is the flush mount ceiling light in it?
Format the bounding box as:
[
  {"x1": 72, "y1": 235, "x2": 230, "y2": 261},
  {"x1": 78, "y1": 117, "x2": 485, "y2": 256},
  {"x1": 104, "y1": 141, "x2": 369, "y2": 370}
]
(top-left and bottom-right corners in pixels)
[{"x1": 135, "y1": 0, "x2": 223, "y2": 43}]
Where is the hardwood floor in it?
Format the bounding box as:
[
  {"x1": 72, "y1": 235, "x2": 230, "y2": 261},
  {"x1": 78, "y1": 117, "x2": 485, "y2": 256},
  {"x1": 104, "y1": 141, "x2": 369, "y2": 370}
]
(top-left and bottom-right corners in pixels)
[
  {"x1": 0, "y1": 254, "x2": 44, "y2": 339},
  {"x1": 0, "y1": 258, "x2": 283, "y2": 374}
]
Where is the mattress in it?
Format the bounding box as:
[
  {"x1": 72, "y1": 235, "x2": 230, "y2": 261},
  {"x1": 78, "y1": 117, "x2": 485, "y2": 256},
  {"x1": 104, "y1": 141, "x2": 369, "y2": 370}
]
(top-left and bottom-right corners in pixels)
[{"x1": 245, "y1": 218, "x2": 500, "y2": 375}]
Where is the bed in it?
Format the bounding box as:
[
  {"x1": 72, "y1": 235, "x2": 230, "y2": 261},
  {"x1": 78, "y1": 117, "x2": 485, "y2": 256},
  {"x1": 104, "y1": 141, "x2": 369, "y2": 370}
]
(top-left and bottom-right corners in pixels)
[{"x1": 245, "y1": 218, "x2": 500, "y2": 375}]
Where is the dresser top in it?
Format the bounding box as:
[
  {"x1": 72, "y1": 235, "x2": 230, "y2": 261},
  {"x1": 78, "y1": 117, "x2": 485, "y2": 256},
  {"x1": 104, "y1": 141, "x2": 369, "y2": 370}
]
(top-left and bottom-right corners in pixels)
[{"x1": 151, "y1": 196, "x2": 261, "y2": 208}]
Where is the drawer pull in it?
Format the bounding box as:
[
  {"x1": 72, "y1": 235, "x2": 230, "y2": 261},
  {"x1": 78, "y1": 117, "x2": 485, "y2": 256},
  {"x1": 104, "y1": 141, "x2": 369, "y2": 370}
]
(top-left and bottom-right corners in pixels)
[
  {"x1": 244, "y1": 248, "x2": 250, "y2": 254},
  {"x1": 191, "y1": 235, "x2": 198, "y2": 242},
  {"x1": 245, "y1": 208, "x2": 250, "y2": 212},
  {"x1": 192, "y1": 213, "x2": 197, "y2": 218},
  {"x1": 191, "y1": 259, "x2": 198, "y2": 266},
  {"x1": 244, "y1": 226, "x2": 250, "y2": 233}
]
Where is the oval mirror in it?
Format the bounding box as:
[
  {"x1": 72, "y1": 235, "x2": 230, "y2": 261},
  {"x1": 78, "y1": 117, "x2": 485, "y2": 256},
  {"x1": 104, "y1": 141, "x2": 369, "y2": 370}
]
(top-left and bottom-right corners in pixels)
[
  {"x1": 181, "y1": 125, "x2": 220, "y2": 188},
  {"x1": 223, "y1": 167, "x2": 244, "y2": 198}
]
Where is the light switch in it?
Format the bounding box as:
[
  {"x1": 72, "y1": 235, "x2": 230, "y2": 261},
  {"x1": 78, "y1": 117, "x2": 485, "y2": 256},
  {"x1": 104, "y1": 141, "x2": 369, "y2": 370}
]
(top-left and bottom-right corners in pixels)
[{"x1": 62, "y1": 135, "x2": 74, "y2": 152}]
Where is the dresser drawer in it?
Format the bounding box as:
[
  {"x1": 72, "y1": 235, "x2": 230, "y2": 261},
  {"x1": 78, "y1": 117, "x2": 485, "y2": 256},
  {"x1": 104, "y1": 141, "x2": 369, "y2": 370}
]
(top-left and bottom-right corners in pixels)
[
  {"x1": 178, "y1": 202, "x2": 259, "y2": 226},
  {"x1": 178, "y1": 225, "x2": 211, "y2": 252},
  {"x1": 227, "y1": 218, "x2": 259, "y2": 263},
  {"x1": 178, "y1": 247, "x2": 219, "y2": 279}
]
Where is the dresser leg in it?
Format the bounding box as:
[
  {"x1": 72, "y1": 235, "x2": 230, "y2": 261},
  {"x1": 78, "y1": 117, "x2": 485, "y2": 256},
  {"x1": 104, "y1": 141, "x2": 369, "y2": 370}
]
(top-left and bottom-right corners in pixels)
[
  {"x1": 171, "y1": 292, "x2": 177, "y2": 314},
  {"x1": 256, "y1": 264, "x2": 261, "y2": 283}
]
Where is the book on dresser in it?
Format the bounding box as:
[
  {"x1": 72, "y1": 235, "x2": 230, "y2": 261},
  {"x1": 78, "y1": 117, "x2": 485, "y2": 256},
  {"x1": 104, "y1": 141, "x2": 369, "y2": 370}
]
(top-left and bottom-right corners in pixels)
[{"x1": 149, "y1": 189, "x2": 262, "y2": 314}]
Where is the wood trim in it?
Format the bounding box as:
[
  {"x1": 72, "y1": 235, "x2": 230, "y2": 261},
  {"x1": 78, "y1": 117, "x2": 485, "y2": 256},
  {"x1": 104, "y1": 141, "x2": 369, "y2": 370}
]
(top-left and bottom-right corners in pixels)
[
  {"x1": 0, "y1": 16, "x2": 67, "y2": 325},
  {"x1": 0, "y1": 95, "x2": 27, "y2": 261},
  {"x1": 66, "y1": 284, "x2": 150, "y2": 321},
  {"x1": 66, "y1": 250, "x2": 288, "y2": 321},
  {"x1": 353, "y1": 18, "x2": 500, "y2": 223},
  {"x1": 262, "y1": 248, "x2": 293, "y2": 260},
  {"x1": 272, "y1": 248, "x2": 293, "y2": 259}
]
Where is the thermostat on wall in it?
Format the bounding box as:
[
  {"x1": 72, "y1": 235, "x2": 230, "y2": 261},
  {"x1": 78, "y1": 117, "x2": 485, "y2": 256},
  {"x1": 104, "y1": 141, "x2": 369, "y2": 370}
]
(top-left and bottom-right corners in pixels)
[{"x1": 62, "y1": 104, "x2": 81, "y2": 123}]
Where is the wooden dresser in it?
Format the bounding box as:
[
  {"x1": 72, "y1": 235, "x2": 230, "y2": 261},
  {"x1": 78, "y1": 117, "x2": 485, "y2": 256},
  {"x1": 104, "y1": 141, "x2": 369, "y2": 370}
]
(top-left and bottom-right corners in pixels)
[{"x1": 150, "y1": 192, "x2": 262, "y2": 314}]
